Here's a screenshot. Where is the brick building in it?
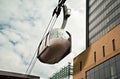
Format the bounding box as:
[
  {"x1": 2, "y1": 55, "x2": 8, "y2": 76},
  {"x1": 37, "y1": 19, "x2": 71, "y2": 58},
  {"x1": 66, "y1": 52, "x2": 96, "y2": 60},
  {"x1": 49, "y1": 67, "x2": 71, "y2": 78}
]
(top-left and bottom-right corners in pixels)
[{"x1": 73, "y1": 0, "x2": 120, "y2": 79}]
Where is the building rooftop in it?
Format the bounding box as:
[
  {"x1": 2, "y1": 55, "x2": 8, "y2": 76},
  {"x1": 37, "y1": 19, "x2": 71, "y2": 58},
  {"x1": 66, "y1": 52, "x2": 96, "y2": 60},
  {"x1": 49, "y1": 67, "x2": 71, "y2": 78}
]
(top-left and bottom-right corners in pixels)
[{"x1": 0, "y1": 70, "x2": 40, "y2": 79}]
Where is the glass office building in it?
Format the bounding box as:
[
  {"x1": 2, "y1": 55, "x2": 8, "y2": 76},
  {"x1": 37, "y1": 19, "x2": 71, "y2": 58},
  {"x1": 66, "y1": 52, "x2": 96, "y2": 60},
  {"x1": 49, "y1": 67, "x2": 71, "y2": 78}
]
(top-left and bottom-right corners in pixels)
[{"x1": 86, "y1": 0, "x2": 120, "y2": 47}]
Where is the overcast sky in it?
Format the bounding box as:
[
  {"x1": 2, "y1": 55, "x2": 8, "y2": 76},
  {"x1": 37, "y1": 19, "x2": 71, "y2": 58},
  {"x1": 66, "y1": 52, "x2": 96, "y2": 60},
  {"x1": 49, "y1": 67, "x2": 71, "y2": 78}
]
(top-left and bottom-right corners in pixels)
[{"x1": 0, "y1": 0, "x2": 86, "y2": 79}]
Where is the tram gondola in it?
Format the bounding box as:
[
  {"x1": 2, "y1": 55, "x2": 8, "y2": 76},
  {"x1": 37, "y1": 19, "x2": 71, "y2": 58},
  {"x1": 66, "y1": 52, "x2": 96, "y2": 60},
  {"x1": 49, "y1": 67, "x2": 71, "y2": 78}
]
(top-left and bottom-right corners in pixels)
[{"x1": 37, "y1": 0, "x2": 71, "y2": 64}]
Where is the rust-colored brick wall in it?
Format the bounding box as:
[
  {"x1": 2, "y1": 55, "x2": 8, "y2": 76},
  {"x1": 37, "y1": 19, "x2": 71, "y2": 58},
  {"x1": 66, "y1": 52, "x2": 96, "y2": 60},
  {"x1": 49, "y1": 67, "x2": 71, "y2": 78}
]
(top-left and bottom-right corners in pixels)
[{"x1": 73, "y1": 24, "x2": 120, "y2": 79}]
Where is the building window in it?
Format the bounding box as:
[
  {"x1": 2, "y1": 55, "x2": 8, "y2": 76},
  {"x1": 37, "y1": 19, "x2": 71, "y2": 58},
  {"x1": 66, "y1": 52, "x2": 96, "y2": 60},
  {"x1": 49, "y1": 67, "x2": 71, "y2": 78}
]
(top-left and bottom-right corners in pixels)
[
  {"x1": 80, "y1": 61, "x2": 82, "y2": 71},
  {"x1": 86, "y1": 54, "x2": 120, "y2": 79},
  {"x1": 94, "y1": 52, "x2": 96, "y2": 62},
  {"x1": 102, "y1": 46, "x2": 105, "y2": 57},
  {"x1": 112, "y1": 39, "x2": 116, "y2": 51}
]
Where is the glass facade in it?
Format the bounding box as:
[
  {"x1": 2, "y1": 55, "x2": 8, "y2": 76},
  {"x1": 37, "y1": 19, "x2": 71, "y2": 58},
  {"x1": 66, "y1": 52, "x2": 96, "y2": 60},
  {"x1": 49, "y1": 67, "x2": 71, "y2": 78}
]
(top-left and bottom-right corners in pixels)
[
  {"x1": 86, "y1": 53, "x2": 120, "y2": 79},
  {"x1": 87, "y1": 0, "x2": 120, "y2": 46}
]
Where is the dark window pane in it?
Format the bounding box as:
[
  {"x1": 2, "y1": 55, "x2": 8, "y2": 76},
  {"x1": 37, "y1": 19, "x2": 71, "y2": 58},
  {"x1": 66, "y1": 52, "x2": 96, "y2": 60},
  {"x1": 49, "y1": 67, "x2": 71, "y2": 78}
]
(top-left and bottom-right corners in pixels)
[
  {"x1": 94, "y1": 65, "x2": 99, "y2": 72},
  {"x1": 94, "y1": 71, "x2": 100, "y2": 79},
  {"x1": 91, "y1": 74, "x2": 94, "y2": 79},
  {"x1": 87, "y1": 71, "x2": 90, "y2": 76},
  {"x1": 105, "y1": 65, "x2": 111, "y2": 78},
  {"x1": 104, "y1": 60, "x2": 110, "y2": 67},
  {"x1": 110, "y1": 56, "x2": 116, "y2": 64},
  {"x1": 116, "y1": 60, "x2": 120, "y2": 74},
  {"x1": 99, "y1": 63, "x2": 104, "y2": 69},
  {"x1": 110, "y1": 62, "x2": 117, "y2": 77},
  {"x1": 102, "y1": 46, "x2": 105, "y2": 57},
  {"x1": 112, "y1": 75, "x2": 118, "y2": 79},
  {"x1": 112, "y1": 39, "x2": 116, "y2": 51},
  {"x1": 89, "y1": 68, "x2": 94, "y2": 75},
  {"x1": 116, "y1": 54, "x2": 120, "y2": 61},
  {"x1": 87, "y1": 76, "x2": 90, "y2": 79},
  {"x1": 80, "y1": 61, "x2": 82, "y2": 71},
  {"x1": 94, "y1": 52, "x2": 96, "y2": 62},
  {"x1": 87, "y1": 54, "x2": 120, "y2": 79},
  {"x1": 117, "y1": 72, "x2": 120, "y2": 78},
  {"x1": 99, "y1": 68, "x2": 105, "y2": 79}
]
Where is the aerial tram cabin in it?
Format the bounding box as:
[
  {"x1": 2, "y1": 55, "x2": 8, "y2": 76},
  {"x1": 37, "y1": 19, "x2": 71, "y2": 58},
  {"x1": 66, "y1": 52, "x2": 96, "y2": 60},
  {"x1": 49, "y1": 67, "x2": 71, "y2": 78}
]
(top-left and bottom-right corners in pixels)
[
  {"x1": 37, "y1": 28, "x2": 71, "y2": 64},
  {"x1": 37, "y1": 0, "x2": 71, "y2": 64}
]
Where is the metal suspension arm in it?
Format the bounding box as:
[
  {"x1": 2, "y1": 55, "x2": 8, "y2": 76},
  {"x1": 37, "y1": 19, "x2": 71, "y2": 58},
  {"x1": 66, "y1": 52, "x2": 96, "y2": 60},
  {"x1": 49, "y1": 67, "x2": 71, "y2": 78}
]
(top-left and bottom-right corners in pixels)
[
  {"x1": 61, "y1": 5, "x2": 71, "y2": 29},
  {"x1": 52, "y1": 0, "x2": 67, "y2": 17}
]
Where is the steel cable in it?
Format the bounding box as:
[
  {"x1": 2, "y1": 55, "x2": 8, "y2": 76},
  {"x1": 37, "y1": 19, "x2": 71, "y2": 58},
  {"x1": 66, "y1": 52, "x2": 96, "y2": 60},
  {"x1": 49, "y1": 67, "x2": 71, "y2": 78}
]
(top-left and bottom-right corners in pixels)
[{"x1": 25, "y1": 14, "x2": 58, "y2": 75}]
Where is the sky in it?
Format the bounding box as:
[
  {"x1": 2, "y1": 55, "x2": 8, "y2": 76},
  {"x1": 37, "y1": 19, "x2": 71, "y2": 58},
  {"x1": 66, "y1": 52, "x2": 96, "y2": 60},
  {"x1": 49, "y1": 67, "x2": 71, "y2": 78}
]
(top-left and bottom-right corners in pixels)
[{"x1": 0, "y1": 0, "x2": 86, "y2": 79}]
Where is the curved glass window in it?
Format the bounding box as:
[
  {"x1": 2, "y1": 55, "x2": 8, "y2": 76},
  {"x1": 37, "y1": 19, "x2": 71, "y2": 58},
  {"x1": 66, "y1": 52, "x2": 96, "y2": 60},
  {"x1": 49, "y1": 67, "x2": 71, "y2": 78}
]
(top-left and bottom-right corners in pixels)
[{"x1": 49, "y1": 28, "x2": 70, "y2": 40}]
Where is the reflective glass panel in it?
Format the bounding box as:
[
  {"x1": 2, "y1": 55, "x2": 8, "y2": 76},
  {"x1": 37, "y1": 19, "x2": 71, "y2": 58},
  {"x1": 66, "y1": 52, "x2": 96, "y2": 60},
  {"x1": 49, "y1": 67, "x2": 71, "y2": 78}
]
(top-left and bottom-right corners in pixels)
[
  {"x1": 87, "y1": 76, "x2": 90, "y2": 79},
  {"x1": 90, "y1": 74, "x2": 94, "y2": 79},
  {"x1": 49, "y1": 28, "x2": 69, "y2": 40},
  {"x1": 94, "y1": 71, "x2": 100, "y2": 79},
  {"x1": 105, "y1": 65, "x2": 111, "y2": 78},
  {"x1": 116, "y1": 60, "x2": 120, "y2": 74},
  {"x1": 116, "y1": 54, "x2": 120, "y2": 61},
  {"x1": 110, "y1": 62, "x2": 117, "y2": 76},
  {"x1": 99, "y1": 68, "x2": 105, "y2": 79},
  {"x1": 87, "y1": 54, "x2": 120, "y2": 79}
]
